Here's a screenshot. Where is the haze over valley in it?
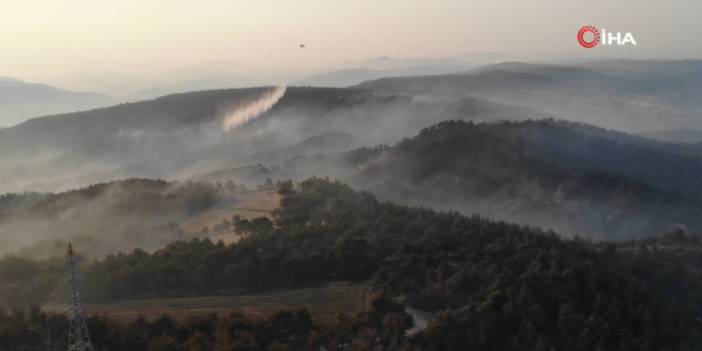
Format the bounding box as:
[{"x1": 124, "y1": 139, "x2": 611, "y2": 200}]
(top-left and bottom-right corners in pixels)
[
  {"x1": 3, "y1": 1, "x2": 702, "y2": 349},
  {"x1": 2, "y1": 60, "x2": 702, "y2": 242}
]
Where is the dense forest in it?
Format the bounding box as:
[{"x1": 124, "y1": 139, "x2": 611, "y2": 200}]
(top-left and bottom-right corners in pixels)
[{"x1": 2, "y1": 178, "x2": 702, "y2": 349}]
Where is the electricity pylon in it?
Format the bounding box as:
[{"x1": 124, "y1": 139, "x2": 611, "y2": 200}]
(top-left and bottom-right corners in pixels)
[{"x1": 66, "y1": 243, "x2": 94, "y2": 351}]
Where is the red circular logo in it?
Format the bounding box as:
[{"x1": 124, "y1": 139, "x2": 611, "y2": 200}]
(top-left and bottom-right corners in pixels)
[{"x1": 577, "y1": 25, "x2": 600, "y2": 48}]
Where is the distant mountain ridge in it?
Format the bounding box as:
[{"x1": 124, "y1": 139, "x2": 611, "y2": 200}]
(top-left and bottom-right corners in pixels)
[
  {"x1": 294, "y1": 56, "x2": 478, "y2": 87},
  {"x1": 356, "y1": 60, "x2": 702, "y2": 132},
  {"x1": 0, "y1": 77, "x2": 113, "y2": 127}
]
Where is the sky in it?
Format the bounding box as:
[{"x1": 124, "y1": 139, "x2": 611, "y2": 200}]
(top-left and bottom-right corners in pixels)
[{"x1": 0, "y1": 0, "x2": 700, "y2": 95}]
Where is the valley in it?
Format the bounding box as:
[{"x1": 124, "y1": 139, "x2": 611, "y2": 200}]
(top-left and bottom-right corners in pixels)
[
  {"x1": 3, "y1": 59, "x2": 702, "y2": 350},
  {"x1": 4, "y1": 2, "x2": 702, "y2": 349}
]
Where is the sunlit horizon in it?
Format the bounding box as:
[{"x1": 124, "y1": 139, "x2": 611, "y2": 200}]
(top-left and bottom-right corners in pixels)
[{"x1": 1, "y1": 0, "x2": 700, "y2": 96}]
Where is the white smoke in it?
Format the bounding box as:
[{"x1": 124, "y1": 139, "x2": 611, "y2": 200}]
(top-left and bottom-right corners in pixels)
[{"x1": 221, "y1": 85, "x2": 287, "y2": 131}]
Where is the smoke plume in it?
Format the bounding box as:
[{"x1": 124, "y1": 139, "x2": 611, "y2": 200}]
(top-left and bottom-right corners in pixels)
[{"x1": 221, "y1": 85, "x2": 287, "y2": 131}]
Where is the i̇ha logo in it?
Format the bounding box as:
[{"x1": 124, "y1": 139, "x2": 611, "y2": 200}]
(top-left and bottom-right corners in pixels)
[{"x1": 577, "y1": 25, "x2": 636, "y2": 48}]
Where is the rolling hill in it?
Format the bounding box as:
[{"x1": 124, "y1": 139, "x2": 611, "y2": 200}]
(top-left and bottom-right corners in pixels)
[
  {"x1": 0, "y1": 86, "x2": 545, "y2": 194},
  {"x1": 255, "y1": 120, "x2": 702, "y2": 239},
  {"x1": 3, "y1": 60, "x2": 702, "y2": 241}
]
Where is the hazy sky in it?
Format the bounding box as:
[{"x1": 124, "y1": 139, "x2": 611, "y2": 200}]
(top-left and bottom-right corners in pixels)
[{"x1": 1, "y1": 0, "x2": 699, "y2": 94}]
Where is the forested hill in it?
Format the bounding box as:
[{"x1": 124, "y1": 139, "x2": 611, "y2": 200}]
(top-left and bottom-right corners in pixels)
[
  {"x1": 3, "y1": 178, "x2": 702, "y2": 349},
  {"x1": 331, "y1": 120, "x2": 702, "y2": 239}
]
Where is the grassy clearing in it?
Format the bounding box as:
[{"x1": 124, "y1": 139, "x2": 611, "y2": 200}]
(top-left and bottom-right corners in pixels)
[{"x1": 74, "y1": 281, "x2": 368, "y2": 322}]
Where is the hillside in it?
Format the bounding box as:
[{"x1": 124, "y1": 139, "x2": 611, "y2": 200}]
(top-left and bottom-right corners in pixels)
[{"x1": 0, "y1": 77, "x2": 113, "y2": 127}]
